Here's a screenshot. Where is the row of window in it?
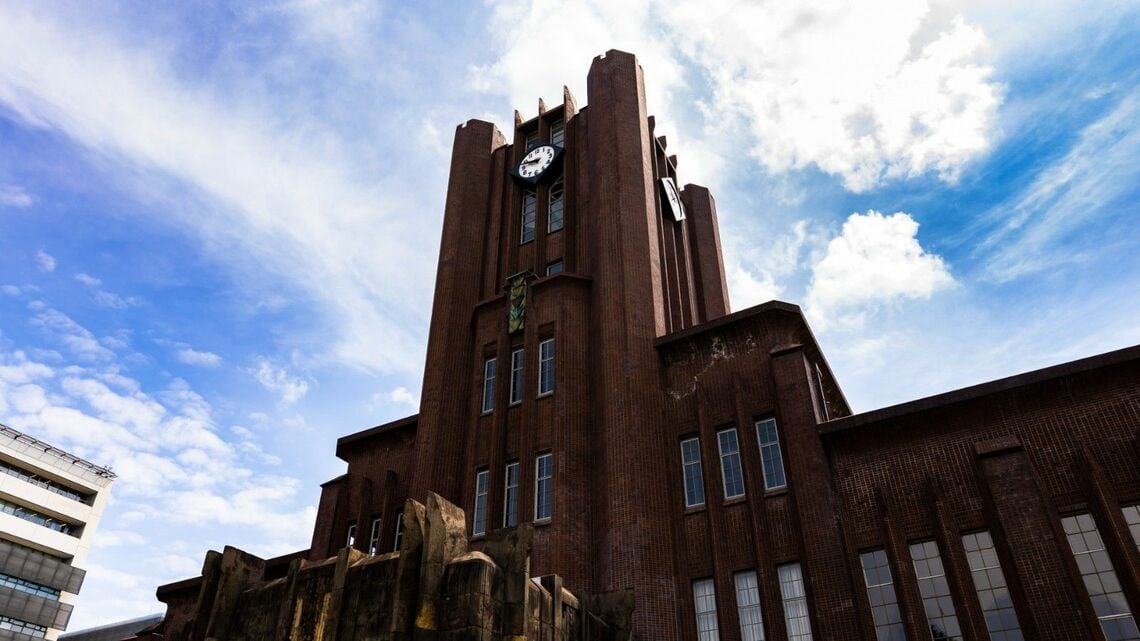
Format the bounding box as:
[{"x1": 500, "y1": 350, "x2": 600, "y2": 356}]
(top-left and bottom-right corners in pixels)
[
  {"x1": 346, "y1": 509, "x2": 405, "y2": 556},
  {"x1": 682, "y1": 418, "x2": 786, "y2": 508},
  {"x1": 482, "y1": 338, "x2": 555, "y2": 413},
  {"x1": 473, "y1": 452, "x2": 553, "y2": 536},
  {"x1": 0, "y1": 571, "x2": 60, "y2": 599},
  {"x1": 523, "y1": 120, "x2": 564, "y2": 151},
  {"x1": 0, "y1": 615, "x2": 47, "y2": 638},
  {"x1": 693, "y1": 563, "x2": 812, "y2": 641},
  {"x1": 521, "y1": 178, "x2": 565, "y2": 245},
  {"x1": 693, "y1": 506, "x2": 1140, "y2": 641},
  {"x1": 0, "y1": 497, "x2": 79, "y2": 537},
  {"x1": 0, "y1": 458, "x2": 92, "y2": 504}
]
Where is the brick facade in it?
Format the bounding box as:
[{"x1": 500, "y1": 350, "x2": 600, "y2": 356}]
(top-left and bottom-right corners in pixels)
[{"x1": 153, "y1": 50, "x2": 1140, "y2": 641}]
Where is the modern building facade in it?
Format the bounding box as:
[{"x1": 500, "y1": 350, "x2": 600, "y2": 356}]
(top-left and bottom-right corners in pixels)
[
  {"x1": 0, "y1": 424, "x2": 115, "y2": 641},
  {"x1": 152, "y1": 50, "x2": 1140, "y2": 641}
]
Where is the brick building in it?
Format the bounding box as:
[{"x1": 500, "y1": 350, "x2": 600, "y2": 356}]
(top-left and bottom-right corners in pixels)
[{"x1": 153, "y1": 50, "x2": 1140, "y2": 641}]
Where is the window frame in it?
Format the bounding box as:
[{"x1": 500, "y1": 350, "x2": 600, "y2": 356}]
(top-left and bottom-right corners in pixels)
[
  {"x1": 538, "y1": 338, "x2": 555, "y2": 396},
  {"x1": 778, "y1": 563, "x2": 813, "y2": 641},
  {"x1": 503, "y1": 461, "x2": 520, "y2": 528},
  {"x1": 481, "y1": 356, "x2": 496, "y2": 413},
  {"x1": 509, "y1": 347, "x2": 524, "y2": 405},
  {"x1": 534, "y1": 452, "x2": 553, "y2": 522},
  {"x1": 717, "y1": 427, "x2": 745, "y2": 500},
  {"x1": 1061, "y1": 512, "x2": 1139, "y2": 639},
  {"x1": 546, "y1": 260, "x2": 564, "y2": 276},
  {"x1": 756, "y1": 418, "x2": 787, "y2": 491},
  {"x1": 548, "y1": 176, "x2": 565, "y2": 233},
  {"x1": 473, "y1": 469, "x2": 489, "y2": 536},
  {"x1": 550, "y1": 120, "x2": 564, "y2": 147},
  {"x1": 392, "y1": 510, "x2": 404, "y2": 552},
  {"x1": 859, "y1": 548, "x2": 905, "y2": 641},
  {"x1": 368, "y1": 516, "x2": 382, "y2": 555},
  {"x1": 734, "y1": 570, "x2": 765, "y2": 641},
  {"x1": 961, "y1": 529, "x2": 1023, "y2": 640},
  {"x1": 345, "y1": 520, "x2": 357, "y2": 549},
  {"x1": 909, "y1": 539, "x2": 962, "y2": 640},
  {"x1": 692, "y1": 577, "x2": 721, "y2": 641},
  {"x1": 681, "y1": 437, "x2": 706, "y2": 508},
  {"x1": 521, "y1": 190, "x2": 537, "y2": 244}
]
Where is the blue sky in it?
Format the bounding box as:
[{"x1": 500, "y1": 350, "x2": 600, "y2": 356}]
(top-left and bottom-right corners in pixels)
[{"x1": 0, "y1": 0, "x2": 1137, "y2": 628}]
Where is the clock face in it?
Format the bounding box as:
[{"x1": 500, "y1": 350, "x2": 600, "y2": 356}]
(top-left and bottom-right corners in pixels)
[
  {"x1": 661, "y1": 177, "x2": 685, "y2": 222},
  {"x1": 517, "y1": 145, "x2": 557, "y2": 180}
]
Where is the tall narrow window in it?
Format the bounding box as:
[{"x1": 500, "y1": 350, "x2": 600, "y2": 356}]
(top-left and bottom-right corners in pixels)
[
  {"x1": 368, "y1": 516, "x2": 382, "y2": 555},
  {"x1": 693, "y1": 578, "x2": 721, "y2": 641},
  {"x1": 735, "y1": 571, "x2": 766, "y2": 641},
  {"x1": 717, "y1": 428, "x2": 745, "y2": 499},
  {"x1": 525, "y1": 129, "x2": 538, "y2": 150},
  {"x1": 392, "y1": 510, "x2": 404, "y2": 552},
  {"x1": 756, "y1": 418, "x2": 786, "y2": 490},
  {"x1": 546, "y1": 260, "x2": 564, "y2": 276},
  {"x1": 1061, "y1": 513, "x2": 1140, "y2": 641},
  {"x1": 548, "y1": 177, "x2": 565, "y2": 232},
  {"x1": 910, "y1": 540, "x2": 961, "y2": 640},
  {"x1": 962, "y1": 531, "x2": 1022, "y2": 640},
  {"x1": 538, "y1": 338, "x2": 555, "y2": 395},
  {"x1": 550, "y1": 120, "x2": 564, "y2": 147},
  {"x1": 779, "y1": 563, "x2": 813, "y2": 641},
  {"x1": 473, "y1": 470, "x2": 489, "y2": 536},
  {"x1": 345, "y1": 521, "x2": 357, "y2": 548},
  {"x1": 482, "y1": 356, "x2": 496, "y2": 413},
  {"x1": 503, "y1": 462, "x2": 520, "y2": 527},
  {"x1": 521, "y1": 191, "x2": 536, "y2": 244},
  {"x1": 1123, "y1": 505, "x2": 1140, "y2": 553},
  {"x1": 510, "y1": 348, "x2": 524, "y2": 405},
  {"x1": 860, "y1": 549, "x2": 904, "y2": 641},
  {"x1": 535, "y1": 453, "x2": 553, "y2": 521},
  {"x1": 681, "y1": 437, "x2": 705, "y2": 508}
]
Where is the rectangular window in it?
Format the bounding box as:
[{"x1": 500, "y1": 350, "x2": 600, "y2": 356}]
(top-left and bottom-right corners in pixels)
[
  {"x1": 521, "y1": 191, "x2": 536, "y2": 244},
  {"x1": 368, "y1": 516, "x2": 382, "y2": 555},
  {"x1": 681, "y1": 437, "x2": 706, "y2": 508},
  {"x1": 525, "y1": 129, "x2": 538, "y2": 150},
  {"x1": 693, "y1": 578, "x2": 721, "y2": 641},
  {"x1": 735, "y1": 571, "x2": 766, "y2": 641},
  {"x1": 910, "y1": 540, "x2": 962, "y2": 641},
  {"x1": 961, "y1": 531, "x2": 1023, "y2": 640},
  {"x1": 473, "y1": 469, "x2": 489, "y2": 536},
  {"x1": 1124, "y1": 505, "x2": 1140, "y2": 553},
  {"x1": 482, "y1": 357, "x2": 496, "y2": 413},
  {"x1": 510, "y1": 348, "x2": 524, "y2": 405},
  {"x1": 860, "y1": 549, "x2": 904, "y2": 641},
  {"x1": 0, "y1": 616, "x2": 47, "y2": 638},
  {"x1": 535, "y1": 453, "x2": 553, "y2": 521},
  {"x1": 346, "y1": 520, "x2": 357, "y2": 548},
  {"x1": 1061, "y1": 513, "x2": 1140, "y2": 641},
  {"x1": 0, "y1": 497, "x2": 79, "y2": 537},
  {"x1": 548, "y1": 177, "x2": 565, "y2": 232},
  {"x1": 756, "y1": 418, "x2": 786, "y2": 491},
  {"x1": 392, "y1": 510, "x2": 404, "y2": 552},
  {"x1": 550, "y1": 120, "x2": 564, "y2": 147},
  {"x1": 538, "y1": 338, "x2": 555, "y2": 395},
  {"x1": 503, "y1": 461, "x2": 519, "y2": 527},
  {"x1": 546, "y1": 260, "x2": 564, "y2": 276},
  {"x1": 0, "y1": 572, "x2": 61, "y2": 599},
  {"x1": 778, "y1": 563, "x2": 813, "y2": 641},
  {"x1": 717, "y1": 428, "x2": 745, "y2": 499}
]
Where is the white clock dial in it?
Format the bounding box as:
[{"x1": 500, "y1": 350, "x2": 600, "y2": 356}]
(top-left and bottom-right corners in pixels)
[
  {"x1": 517, "y1": 145, "x2": 556, "y2": 179},
  {"x1": 661, "y1": 177, "x2": 685, "y2": 222}
]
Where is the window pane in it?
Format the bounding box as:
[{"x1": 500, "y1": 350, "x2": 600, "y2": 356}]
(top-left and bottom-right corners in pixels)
[
  {"x1": 368, "y1": 517, "x2": 382, "y2": 555},
  {"x1": 779, "y1": 563, "x2": 813, "y2": 641},
  {"x1": 693, "y1": 578, "x2": 721, "y2": 641},
  {"x1": 861, "y1": 549, "x2": 905, "y2": 641},
  {"x1": 1061, "y1": 513, "x2": 1139, "y2": 640},
  {"x1": 962, "y1": 531, "x2": 1023, "y2": 639},
  {"x1": 535, "y1": 453, "x2": 553, "y2": 520},
  {"x1": 539, "y1": 339, "x2": 555, "y2": 395},
  {"x1": 482, "y1": 357, "x2": 496, "y2": 413},
  {"x1": 550, "y1": 120, "x2": 564, "y2": 147},
  {"x1": 346, "y1": 521, "x2": 356, "y2": 548},
  {"x1": 510, "y1": 348, "x2": 524, "y2": 404},
  {"x1": 392, "y1": 510, "x2": 404, "y2": 552},
  {"x1": 547, "y1": 260, "x2": 563, "y2": 275},
  {"x1": 910, "y1": 540, "x2": 962, "y2": 640},
  {"x1": 1123, "y1": 505, "x2": 1140, "y2": 554},
  {"x1": 548, "y1": 177, "x2": 564, "y2": 232},
  {"x1": 521, "y1": 191, "x2": 536, "y2": 244},
  {"x1": 718, "y1": 428, "x2": 745, "y2": 499},
  {"x1": 473, "y1": 470, "x2": 489, "y2": 535},
  {"x1": 756, "y1": 419, "x2": 786, "y2": 490},
  {"x1": 735, "y1": 571, "x2": 766, "y2": 641},
  {"x1": 504, "y1": 462, "x2": 519, "y2": 528},
  {"x1": 681, "y1": 437, "x2": 705, "y2": 507}
]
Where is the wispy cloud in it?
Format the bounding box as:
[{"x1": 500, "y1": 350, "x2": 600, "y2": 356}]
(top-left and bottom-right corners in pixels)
[
  {"x1": 253, "y1": 359, "x2": 310, "y2": 405},
  {"x1": 0, "y1": 185, "x2": 33, "y2": 208},
  {"x1": 35, "y1": 249, "x2": 55, "y2": 272},
  {"x1": 175, "y1": 347, "x2": 223, "y2": 368}
]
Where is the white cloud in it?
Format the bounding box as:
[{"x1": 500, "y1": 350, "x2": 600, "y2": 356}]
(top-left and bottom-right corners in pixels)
[
  {"x1": 175, "y1": 347, "x2": 223, "y2": 367},
  {"x1": 0, "y1": 185, "x2": 33, "y2": 208},
  {"x1": 74, "y1": 272, "x2": 102, "y2": 287},
  {"x1": 253, "y1": 359, "x2": 310, "y2": 405},
  {"x1": 806, "y1": 211, "x2": 955, "y2": 329},
  {"x1": 390, "y1": 385, "x2": 418, "y2": 409},
  {"x1": 35, "y1": 249, "x2": 55, "y2": 272},
  {"x1": 0, "y1": 7, "x2": 430, "y2": 374},
  {"x1": 30, "y1": 305, "x2": 116, "y2": 360},
  {"x1": 93, "y1": 290, "x2": 142, "y2": 309}
]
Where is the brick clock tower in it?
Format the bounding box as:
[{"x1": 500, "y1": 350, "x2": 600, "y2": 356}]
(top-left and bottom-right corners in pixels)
[{"x1": 310, "y1": 49, "x2": 854, "y2": 640}]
